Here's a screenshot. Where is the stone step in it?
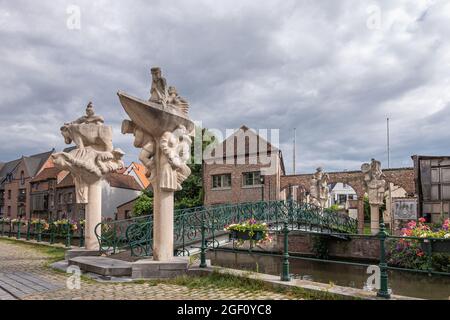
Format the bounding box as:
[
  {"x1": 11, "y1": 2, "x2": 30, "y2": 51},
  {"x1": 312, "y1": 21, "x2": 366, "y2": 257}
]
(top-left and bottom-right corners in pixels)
[{"x1": 68, "y1": 256, "x2": 132, "y2": 277}]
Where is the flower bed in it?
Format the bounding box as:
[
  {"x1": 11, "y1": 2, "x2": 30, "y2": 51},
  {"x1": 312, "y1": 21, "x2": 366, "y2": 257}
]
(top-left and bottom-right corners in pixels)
[
  {"x1": 225, "y1": 219, "x2": 272, "y2": 246},
  {"x1": 387, "y1": 218, "x2": 450, "y2": 272}
]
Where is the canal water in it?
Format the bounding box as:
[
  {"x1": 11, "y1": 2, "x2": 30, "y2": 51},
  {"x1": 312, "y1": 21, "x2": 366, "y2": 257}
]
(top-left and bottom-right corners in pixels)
[{"x1": 208, "y1": 251, "x2": 450, "y2": 300}]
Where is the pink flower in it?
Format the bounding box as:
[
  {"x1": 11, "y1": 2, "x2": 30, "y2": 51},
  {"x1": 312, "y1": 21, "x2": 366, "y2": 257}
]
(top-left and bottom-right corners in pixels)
[
  {"x1": 407, "y1": 220, "x2": 416, "y2": 229},
  {"x1": 418, "y1": 217, "x2": 426, "y2": 223}
]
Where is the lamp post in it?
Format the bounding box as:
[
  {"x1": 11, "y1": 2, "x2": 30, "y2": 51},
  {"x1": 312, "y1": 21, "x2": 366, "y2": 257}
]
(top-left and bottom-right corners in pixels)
[{"x1": 260, "y1": 176, "x2": 265, "y2": 201}]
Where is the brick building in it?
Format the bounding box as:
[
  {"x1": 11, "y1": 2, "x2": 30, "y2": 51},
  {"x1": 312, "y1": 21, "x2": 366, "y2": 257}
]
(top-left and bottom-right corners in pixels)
[
  {"x1": 0, "y1": 150, "x2": 54, "y2": 219},
  {"x1": 203, "y1": 126, "x2": 286, "y2": 206}
]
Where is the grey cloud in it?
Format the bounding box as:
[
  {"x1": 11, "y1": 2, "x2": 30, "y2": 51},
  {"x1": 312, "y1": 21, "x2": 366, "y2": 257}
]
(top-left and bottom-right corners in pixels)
[{"x1": 0, "y1": 0, "x2": 449, "y2": 173}]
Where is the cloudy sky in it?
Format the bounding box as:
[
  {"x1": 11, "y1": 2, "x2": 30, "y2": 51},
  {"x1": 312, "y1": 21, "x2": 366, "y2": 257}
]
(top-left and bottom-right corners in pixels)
[{"x1": 0, "y1": 0, "x2": 449, "y2": 174}]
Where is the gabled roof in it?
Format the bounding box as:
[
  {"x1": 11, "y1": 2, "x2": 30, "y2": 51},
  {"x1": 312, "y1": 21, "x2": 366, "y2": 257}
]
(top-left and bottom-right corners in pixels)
[
  {"x1": 23, "y1": 149, "x2": 54, "y2": 177},
  {"x1": 124, "y1": 162, "x2": 150, "y2": 189},
  {"x1": 204, "y1": 125, "x2": 285, "y2": 172},
  {"x1": 30, "y1": 167, "x2": 60, "y2": 183},
  {"x1": 0, "y1": 149, "x2": 54, "y2": 188},
  {"x1": 105, "y1": 172, "x2": 142, "y2": 191}
]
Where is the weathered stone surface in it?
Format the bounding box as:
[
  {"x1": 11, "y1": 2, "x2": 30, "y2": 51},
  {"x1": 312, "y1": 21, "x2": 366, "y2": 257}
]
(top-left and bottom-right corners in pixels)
[
  {"x1": 132, "y1": 257, "x2": 189, "y2": 279},
  {"x1": 69, "y1": 256, "x2": 132, "y2": 277},
  {"x1": 65, "y1": 248, "x2": 100, "y2": 260},
  {"x1": 119, "y1": 67, "x2": 194, "y2": 262},
  {"x1": 52, "y1": 102, "x2": 124, "y2": 250}
]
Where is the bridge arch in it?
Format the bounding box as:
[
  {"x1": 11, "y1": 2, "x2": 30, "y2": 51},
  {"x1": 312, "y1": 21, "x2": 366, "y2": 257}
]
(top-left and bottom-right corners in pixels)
[{"x1": 280, "y1": 167, "x2": 415, "y2": 233}]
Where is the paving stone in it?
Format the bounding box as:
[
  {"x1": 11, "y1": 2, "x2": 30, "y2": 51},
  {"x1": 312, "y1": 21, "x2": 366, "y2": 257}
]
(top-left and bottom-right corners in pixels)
[{"x1": 0, "y1": 240, "x2": 296, "y2": 300}]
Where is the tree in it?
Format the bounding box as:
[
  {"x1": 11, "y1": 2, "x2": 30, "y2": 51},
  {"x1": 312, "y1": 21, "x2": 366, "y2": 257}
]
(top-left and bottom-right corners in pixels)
[{"x1": 132, "y1": 189, "x2": 153, "y2": 217}]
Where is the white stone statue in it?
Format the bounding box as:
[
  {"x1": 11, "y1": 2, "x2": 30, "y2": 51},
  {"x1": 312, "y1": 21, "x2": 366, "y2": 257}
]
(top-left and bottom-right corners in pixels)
[
  {"x1": 149, "y1": 67, "x2": 189, "y2": 116},
  {"x1": 119, "y1": 67, "x2": 194, "y2": 261},
  {"x1": 361, "y1": 158, "x2": 386, "y2": 234},
  {"x1": 51, "y1": 102, "x2": 125, "y2": 250},
  {"x1": 361, "y1": 159, "x2": 386, "y2": 205},
  {"x1": 310, "y1": 167, "x2": 330, "y2": 208}
]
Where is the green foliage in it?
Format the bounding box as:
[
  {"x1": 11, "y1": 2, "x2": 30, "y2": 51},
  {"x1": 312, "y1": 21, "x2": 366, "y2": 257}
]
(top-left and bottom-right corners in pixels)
[
  {"x1": 132, "y1": 190, "x2": 153, "y2": 217},
  {"x1": 324, "y1": 204, "x2": 340, "y2": 213}
]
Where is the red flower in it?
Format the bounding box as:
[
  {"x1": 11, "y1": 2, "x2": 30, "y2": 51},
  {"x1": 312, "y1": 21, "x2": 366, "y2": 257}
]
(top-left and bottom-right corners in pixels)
[
  {"x1": 418, "y1": 217, "x2": 426, "y2": 223},
  {"x1": 416, "y1": 251, "x2": 424, "y2": 257}
]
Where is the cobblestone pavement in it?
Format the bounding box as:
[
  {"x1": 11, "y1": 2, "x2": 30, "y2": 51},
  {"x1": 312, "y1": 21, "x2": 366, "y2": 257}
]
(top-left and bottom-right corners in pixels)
[{"x1": 0, "y1": 240, "x2": 296, "y2": 300}]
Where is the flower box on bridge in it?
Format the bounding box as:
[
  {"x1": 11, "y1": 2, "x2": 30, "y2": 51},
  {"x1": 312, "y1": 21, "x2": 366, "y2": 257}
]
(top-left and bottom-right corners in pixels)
[{"x1": 229, "y1": 230, "x2": 265, "y2": 242}]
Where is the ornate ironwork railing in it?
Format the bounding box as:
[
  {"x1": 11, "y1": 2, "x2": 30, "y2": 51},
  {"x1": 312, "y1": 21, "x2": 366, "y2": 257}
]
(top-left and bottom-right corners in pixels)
[{"x1": 95, "y1": 200, "x2": 358, "y2": 257}]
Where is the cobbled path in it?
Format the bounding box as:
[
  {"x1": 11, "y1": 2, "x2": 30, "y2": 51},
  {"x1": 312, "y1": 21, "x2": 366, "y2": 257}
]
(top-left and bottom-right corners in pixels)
[{"x1": 0, "y1": 239, "x2": 295, "y2": 300}]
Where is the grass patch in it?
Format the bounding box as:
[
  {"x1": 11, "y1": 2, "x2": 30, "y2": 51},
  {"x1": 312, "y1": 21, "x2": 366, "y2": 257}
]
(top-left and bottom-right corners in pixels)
[
  {"x1": 135, "y1": 270, "x2": 353, "y2": 300},
  {"x1": 0, "y1": 237, "x2": 66, "y2": 265}
]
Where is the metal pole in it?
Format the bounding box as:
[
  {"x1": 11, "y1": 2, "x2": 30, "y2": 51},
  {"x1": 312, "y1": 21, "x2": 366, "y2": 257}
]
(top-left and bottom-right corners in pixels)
[
  {"x1": 17, "y1": 217, "x2": 21, "y2": 239},
  {"x1": 281, "y1": 221, "x2": 291, "y2": 281},
  {"x1": 377, "y1": 222, "x2": 390, "y2": 299},
  {"x1": 387, "y1": 118, "x2": 390, "y2": 169},
  {"x1": 200, "y1": 219, "x2": 207, "y2": 268},
  {"x1": 293, "y1": 128, "x2": 296, "y2": 175}
]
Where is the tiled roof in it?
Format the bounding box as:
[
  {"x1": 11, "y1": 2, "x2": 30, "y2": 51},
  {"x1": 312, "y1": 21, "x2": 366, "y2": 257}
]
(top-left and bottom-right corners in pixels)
[
  {"x1": 30, "y1": 167, "x2": 60, "y2": 183},
  {"x1": 23, "y1": 149, "x2": 54, "y2": 177},
  {"x1": 105, "y1": 172, "x2": 142, "y2": 191},
  {"x1": 130, "y1": 162, "x2": 150, "y2": 188}
]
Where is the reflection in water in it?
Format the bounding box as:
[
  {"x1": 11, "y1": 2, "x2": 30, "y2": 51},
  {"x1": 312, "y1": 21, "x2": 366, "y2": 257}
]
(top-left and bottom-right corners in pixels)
[{"x1": 207, "y1": 251, "x2": 450, "y2": 300}]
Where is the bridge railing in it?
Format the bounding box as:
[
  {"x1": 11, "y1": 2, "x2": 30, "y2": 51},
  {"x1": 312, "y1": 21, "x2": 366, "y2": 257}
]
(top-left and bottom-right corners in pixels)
[{"x1": 95, "y1": 200, "x2": 359, "y2": 257}]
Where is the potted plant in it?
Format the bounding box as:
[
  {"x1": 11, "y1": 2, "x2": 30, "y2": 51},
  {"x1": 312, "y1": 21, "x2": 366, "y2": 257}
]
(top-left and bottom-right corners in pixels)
[{"x1": 225, "y1": 218, "x2": 271, "y2": 245}]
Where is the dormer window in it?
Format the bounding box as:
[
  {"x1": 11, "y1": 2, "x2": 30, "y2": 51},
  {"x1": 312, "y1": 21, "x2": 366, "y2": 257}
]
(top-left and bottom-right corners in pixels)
[{"x1": 20, "y1": 171, "x2": 25, "y2": 185}]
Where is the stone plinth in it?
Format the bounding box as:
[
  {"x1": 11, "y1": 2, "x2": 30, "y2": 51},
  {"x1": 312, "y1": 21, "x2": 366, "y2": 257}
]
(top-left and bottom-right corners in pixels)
[
  {"x1": 65, "y1": 248, "x2": 100, "y2": 261},
  {"x1": 132, "y1": 257, "x2": 189, "y2": 279},
  {"x1": 69, "y1": 256, "x2": 132, "y2": 277}
]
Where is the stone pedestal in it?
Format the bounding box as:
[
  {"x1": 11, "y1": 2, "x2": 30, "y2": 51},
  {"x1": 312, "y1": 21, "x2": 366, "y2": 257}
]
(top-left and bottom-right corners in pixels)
[
  {"x1": 132, "y1": 257, "x2": 189, "y2": 279},
  {"x1": 118, "y1": 81, "x2": 194, "y2": 263},
  {"x1": 370, "y1": 204, "x2": 380, "y2": 235},
  {"x1": 153, "y1": 188, "x2": 174, "y2": 261},
  {"x1": 85, "y1": 181, "x2": 102, "y2": 250}
]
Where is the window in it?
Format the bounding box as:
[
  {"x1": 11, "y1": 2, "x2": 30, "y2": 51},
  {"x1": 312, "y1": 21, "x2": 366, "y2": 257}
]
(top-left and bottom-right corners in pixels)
[
  {"x1": 212, "y1": 174, "x2": 232, "y2": 189},
  {"x1": 125, "y1": 210, "x2": 131, "y2": 219},
  {"x1": 58, "y1": 193, "x2": 63, "y2": 204},
  {"x1": 7, "y1": 206, "x2": 11, "y2": 217},
  {"x1": 7, "y1": 190, "x2": 11, "y2": 200},
  {"x1": 242, "y1": 171, "x2": 263, "y2": 187},
  {"x1": 338, "y1": 194, "x2": 347, "y2": 204},
  {"x1": 68, "y1": 193, "x2": 73, "y2": 204},
  {"x1": 49, "y1": 194, "x2": 54, "y2": 207},
  {"x1": 20, "y1": 171, "x2": 25, "y2": 185}
]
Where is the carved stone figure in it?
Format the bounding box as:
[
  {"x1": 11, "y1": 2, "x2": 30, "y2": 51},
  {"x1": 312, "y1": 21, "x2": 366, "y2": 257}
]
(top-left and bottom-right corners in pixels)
[
  {"x1": 310, "y1": 167, "x2": 330, "y2": 208},
  {"x1": 149, "y1": 68, "x2": 189, "y2": 116},
  {"x1": 51, "y1": 102, "x2": 124, "y2": 250},
  {"x1": 361, "y1": 159, "x2": 386, "y2": 205},
  {"x1": 167, "y1": 86, "x2": 189, "y2": 116},
  {"x1": 119, "y1": 67, "x2": 194, "y2": 262},
  {"x1": 160, "y1": 125, "x2": 192, "y2": 191},
  {"x1": 149, "y1": 67, "x2": 168, "y2": 105},
  {"x1": 361, "y1": 158, "x2": 386, "y2": 235}
]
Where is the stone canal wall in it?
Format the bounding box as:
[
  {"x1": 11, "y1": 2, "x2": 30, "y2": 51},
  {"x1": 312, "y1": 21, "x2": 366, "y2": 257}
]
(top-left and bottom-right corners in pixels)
[{"x1": 274, "y1": 231, "x2": 381, "y2": 262}]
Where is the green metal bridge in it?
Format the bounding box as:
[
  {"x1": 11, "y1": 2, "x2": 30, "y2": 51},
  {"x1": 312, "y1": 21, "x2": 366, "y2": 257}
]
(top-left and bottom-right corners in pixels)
[{"x1": 95, "y1": 200, "x2": 358, "y2": 257}]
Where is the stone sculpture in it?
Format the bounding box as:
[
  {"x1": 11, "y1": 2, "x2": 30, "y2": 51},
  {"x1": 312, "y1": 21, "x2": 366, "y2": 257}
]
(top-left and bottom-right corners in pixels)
[
  {"x1": 149, "y1": 67, "x2": 190, "y2": 116},
  {"x1": 119, "y1": 67, "x2": 194, "y2": 262},
  {"x1": 51, "y1": 102, "x2": 124, "y2": 250},
  {"x1": 310, "y1": 167, "x2": 330, "y2": 209},
  {"x1": 361, "y1": 158, "x2": 386, "y2": 234}
]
